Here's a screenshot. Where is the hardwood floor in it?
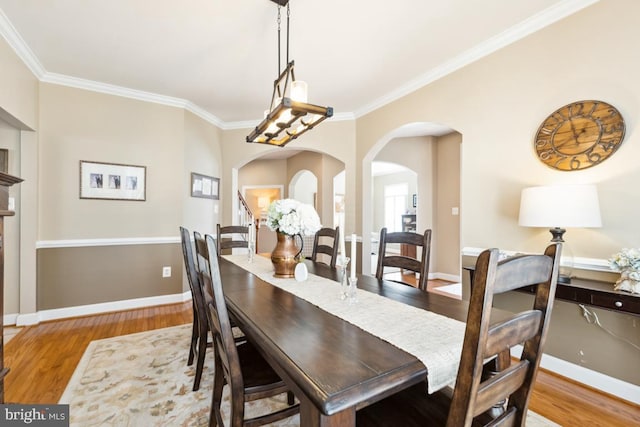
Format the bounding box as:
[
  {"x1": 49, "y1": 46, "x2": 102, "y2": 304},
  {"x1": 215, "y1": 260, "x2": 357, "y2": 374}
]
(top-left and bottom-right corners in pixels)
[{"x1": 4, "y1": 301, "x2": 639, "y2": 426}]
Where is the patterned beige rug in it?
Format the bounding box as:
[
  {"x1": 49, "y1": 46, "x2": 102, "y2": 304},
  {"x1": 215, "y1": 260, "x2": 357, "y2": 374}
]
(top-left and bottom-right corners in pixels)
[{"x1": 60, "y1": 324, "x2": 558, "y2": 426}]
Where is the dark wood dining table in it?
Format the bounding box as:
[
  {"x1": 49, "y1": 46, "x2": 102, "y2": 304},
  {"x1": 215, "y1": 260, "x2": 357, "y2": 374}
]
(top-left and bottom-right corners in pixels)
[{"x1": 218, "y1": 257, "x2": 473, "y2": 426}]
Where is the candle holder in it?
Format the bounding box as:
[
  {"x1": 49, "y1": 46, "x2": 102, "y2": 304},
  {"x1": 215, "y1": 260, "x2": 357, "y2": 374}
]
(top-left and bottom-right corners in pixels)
[
  {"x1": 347, "y1": 276, "x2": 358, "y2": 304},
  {"x1": 247, "y1": 241, "x2": 254, "y2": 263},
  {"x1": 336, "y1": 255, "x2": 350, "y2": 300}
]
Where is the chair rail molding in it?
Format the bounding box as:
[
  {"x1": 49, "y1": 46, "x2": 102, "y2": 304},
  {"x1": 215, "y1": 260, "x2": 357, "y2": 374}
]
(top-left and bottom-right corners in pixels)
[
  {"x1": 462, "y1": 247, "x2": 612, "y2": 273},
  {"x1": 36, "y1": 236, "x2": 181, "y2": 249}
]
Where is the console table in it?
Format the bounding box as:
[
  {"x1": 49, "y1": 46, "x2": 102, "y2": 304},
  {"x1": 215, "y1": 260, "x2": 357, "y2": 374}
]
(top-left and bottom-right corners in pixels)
[{"x1": 464, "y1": 266, "x2": 639, "y2": 317}]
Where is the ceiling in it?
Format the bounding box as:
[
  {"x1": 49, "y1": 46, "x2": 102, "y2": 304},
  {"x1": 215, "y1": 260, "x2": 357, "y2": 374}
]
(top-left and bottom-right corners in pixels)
[{"x1": 0, "y1": 0, "x2": 595, "y2": 129}]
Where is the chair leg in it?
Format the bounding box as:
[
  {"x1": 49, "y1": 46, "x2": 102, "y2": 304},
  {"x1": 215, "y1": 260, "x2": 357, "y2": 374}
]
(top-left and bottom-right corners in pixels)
[
  {"x1": 210, "y1": 357, "x2": 225, "y2": 427},
  {"x1": 193, "y1": 327, "x2": 208, "y2": 391},
  {"x1": 188, "y1": 310, "x2": 198, "y2": 366},
  {"x1": 287, "y1": 391, "x2": 295, "y2": 405}
]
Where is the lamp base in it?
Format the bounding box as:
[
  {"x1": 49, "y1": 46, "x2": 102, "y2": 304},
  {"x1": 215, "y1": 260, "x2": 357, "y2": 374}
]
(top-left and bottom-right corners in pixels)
[
  {"x1": 549, "y1": 227, "x2": 566, "y2": 242},
  {"x1": 558, "y1": 274, "x2": 572, "y2": 284}
]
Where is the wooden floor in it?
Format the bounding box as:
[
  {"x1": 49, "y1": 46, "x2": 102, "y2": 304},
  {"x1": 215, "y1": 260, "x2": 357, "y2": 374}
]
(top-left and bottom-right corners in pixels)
[{"x1": 4, "y1": 301, "x2": 639, "y2": 426}]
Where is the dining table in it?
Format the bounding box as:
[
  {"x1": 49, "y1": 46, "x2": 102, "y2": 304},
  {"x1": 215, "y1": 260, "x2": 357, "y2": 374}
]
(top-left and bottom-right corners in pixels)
[{"x1": 217, "y1": 255, "x2": 482, "y2": 427}]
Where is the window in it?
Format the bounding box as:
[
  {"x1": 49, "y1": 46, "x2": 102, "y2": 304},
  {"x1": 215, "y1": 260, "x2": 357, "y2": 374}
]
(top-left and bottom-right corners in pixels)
[{"x1": 384, "y1": 183, "x2": 408, "y2": 232}]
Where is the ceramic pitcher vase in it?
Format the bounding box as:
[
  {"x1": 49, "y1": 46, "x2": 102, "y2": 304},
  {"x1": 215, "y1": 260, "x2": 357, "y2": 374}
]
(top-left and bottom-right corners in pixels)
[{"x1": 271, "y1": 232, "x2": 303, "y2": 278}]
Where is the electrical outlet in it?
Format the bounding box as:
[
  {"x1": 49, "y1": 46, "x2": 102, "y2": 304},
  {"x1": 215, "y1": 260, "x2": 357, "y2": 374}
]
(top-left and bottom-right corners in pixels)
[{"x1": 162, "y1": 266, "x2": 171, "y2": 278}]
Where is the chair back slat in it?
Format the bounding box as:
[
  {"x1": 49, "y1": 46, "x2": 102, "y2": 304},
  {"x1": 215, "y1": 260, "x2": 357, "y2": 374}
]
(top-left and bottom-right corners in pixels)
[
  {"x1": 217, "y1": 224, "x2": 250, "y2": 255},
  {"x1": 484, "y1": 311, "x2": 542, "y2": 357},
  {"x1": 492, "y1": 255, "x2": 553, "y2": 294},
  {"x1": 447, "y1": 243, "x2": 561, "y2": 427},
  {"x1": 375, "y1": 227, "x2": 432, "y2": 291},
  {"x1": 487, "y1": 406, "x2": 517, "y2": 427},
  {"x1": 311, "y1": 226, "x2": 340, "y2": 268},
  {"x1": 474, "y1": 360, "x2": 530, "y2": 416}
]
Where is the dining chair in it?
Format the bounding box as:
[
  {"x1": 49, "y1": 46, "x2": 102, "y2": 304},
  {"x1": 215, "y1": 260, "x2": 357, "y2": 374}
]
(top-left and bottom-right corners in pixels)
[
  {"x1": 217, "y1": 224, "x2": 250, "y2": 255},
  {"x1": 375, "y1": 227, "x2": 432, "y2": 291},
  {"x1": 357, "y1": 243, "x2": 562, "y2": 427},
  {"x1": 200, "y1": 234, "x2": 300, "y2": 427},
  {"x1": 310, "y1": 226, "x2": 340, "y2": 268},
  {"x1": 179, "y1": 226, "x2": 210, "y2": 391}
]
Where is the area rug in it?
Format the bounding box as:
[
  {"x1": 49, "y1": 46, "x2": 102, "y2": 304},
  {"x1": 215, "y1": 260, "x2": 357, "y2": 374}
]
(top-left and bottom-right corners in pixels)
[{"x1": 60, "y1": 325, "x2": 558, "y2": 426}]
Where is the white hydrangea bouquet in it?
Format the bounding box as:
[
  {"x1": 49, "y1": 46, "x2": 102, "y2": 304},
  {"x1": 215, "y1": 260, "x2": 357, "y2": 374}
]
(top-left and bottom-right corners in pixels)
[
  {"x1": 609, "y1": 248, "x2": 640, "y2": 294},
  {"x1": 266, "y1": 199, "x2": 321, "y2": 237}
]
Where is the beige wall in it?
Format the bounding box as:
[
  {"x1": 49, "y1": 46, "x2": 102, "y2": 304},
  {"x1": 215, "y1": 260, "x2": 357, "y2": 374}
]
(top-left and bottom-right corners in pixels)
[
  {"x1": 357, "y1": 0, "x2": 640, "y2": 263},
  {"x1": 35, "y1": 84, "x2": 223, "y2": 308},
  {"x1": 286, "y1": 151, "x2": 345, "y2": 226},
  {"x1": 434, "y1": 132, "x2": 461, "y2": 276},
  {"x1": 183, "y1": 110, "x2": 222, "y2": 236},
  {"x1": 0, "y1": 35, "x2": 39, "y2": 319},
  {"x1": 0, "y1": 119, "x2": 21, "y2": 314},
  {"x1": 38, "y1": 83, "x2": 184, "y2": 240},
  {"x1": 0, "y1": 36, "x2": 38, "y2": 129},
  {"x1": 220, "y1": 120, "x2": 357, "y2": 234}
]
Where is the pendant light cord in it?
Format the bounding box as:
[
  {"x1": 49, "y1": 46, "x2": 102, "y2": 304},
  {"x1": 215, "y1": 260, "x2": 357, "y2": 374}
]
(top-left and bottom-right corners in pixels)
[
  {"x1": 286, "y1": 3, "x2": 290, "y2": 65},
  {"x1": 277, "y1": 6, "x2": 281, "y2": 76}
]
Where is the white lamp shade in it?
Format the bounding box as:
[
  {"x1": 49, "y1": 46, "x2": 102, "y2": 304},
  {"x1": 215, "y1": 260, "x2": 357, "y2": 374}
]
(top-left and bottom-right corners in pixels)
[{"x1": 518, "y1": 185, "x2": 602, "y2": 228}]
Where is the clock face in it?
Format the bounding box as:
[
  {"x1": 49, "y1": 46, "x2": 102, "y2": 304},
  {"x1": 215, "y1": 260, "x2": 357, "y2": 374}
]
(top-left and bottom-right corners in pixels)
[{"x1": 534, "y1": 100, "x2": 625, "y2": 171}]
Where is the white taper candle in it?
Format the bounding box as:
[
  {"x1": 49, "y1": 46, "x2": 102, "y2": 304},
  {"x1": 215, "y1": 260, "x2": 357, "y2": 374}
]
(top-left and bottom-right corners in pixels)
[{"x1": 350, "y1": 234, "x2": 356, "y2": 279}]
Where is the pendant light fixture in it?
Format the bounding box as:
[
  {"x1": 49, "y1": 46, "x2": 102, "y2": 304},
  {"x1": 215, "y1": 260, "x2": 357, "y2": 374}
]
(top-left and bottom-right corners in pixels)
[{"x1": 246, "y1": 0, "x2": 333, "y2": 147}]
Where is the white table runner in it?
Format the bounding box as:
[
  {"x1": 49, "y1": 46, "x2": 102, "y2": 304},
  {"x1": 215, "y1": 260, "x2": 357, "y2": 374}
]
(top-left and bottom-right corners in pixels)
[{"x1": 223, "y1": 254, "x2": 466, "y2": 393}]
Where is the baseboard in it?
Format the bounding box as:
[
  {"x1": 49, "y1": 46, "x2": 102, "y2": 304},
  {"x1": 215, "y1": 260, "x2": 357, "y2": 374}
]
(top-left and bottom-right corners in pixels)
[
  {"x1": 431, "y1": 272, "x2": 461, "y2": 282},
  {"x1": 9, "y1": 291, "x2": 192, "y2": 326},
  {"x1": 511, "y1": 345, "x2": 640, "y2": 405}
]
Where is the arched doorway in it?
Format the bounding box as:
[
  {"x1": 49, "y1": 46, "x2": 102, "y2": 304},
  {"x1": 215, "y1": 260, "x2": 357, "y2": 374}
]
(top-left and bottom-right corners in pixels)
[{"x1": 362, "y1": 122, "x2": 461, "y2": 284}]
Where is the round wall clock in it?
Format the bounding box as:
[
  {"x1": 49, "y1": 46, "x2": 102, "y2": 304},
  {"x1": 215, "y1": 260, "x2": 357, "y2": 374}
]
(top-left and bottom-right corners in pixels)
[{"x1": 534, "y1": 100, "x2": 625, "y2": 171}]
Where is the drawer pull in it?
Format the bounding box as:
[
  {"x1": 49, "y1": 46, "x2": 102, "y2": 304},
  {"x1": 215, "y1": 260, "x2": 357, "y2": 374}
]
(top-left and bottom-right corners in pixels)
[{"x1": 614, "y1": 301, "x2": 623, "y2": 308}]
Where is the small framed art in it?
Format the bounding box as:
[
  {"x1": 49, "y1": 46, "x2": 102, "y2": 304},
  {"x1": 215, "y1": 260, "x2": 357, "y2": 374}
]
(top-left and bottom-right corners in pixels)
[
  {"x1": 191, "y1": 172, "x2": 219, "y2": 200},
  {"x1": 80, "y1": 160, "x2": 146, "y2": 201}
]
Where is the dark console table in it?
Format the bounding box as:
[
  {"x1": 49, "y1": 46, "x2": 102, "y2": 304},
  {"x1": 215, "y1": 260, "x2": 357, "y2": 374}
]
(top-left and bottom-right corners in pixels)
[{"x1": 464, "y1": 266, "x2": 639, "y2": 317}]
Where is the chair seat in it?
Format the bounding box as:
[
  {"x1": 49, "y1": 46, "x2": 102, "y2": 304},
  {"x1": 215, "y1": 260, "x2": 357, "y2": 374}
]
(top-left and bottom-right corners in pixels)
[
  {"x1": 357, "y1": 382, "x2": 450, "y2": 427},
  {"x1": 357, "y1": 383, "x2": 494, "y2": 427},
  {"x1": 237, "y1": 341, "x2": 289, "y2": 396}
]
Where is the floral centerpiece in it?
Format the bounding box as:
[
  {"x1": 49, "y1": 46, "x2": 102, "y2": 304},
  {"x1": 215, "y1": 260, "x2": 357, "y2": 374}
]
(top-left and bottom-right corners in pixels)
[
  {"x1": 609, "y1": 248, "x2": 640, "y2": 294},
  {"x1": 266, "y1": 199, "x2": 321, "y2": 236},
  {"x1": 266, "y1": 199, "x2": 321, "y2": 278}
]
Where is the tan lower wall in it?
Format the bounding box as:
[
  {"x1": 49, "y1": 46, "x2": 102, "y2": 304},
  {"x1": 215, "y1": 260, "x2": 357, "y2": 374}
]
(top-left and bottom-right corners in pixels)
[{"x1": 37, "y1": 243, "x2": 183, "y2": 310}]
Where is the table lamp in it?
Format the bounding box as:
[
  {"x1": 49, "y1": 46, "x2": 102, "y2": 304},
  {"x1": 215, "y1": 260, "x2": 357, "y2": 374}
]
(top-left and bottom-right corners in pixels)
[{"x1": 518, "y1": 184, "x2": 602, "y2": 283}]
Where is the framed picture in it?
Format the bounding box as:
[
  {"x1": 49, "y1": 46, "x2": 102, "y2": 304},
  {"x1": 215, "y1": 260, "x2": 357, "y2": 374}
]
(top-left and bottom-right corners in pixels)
[
  {"x1": 191, "y1": 172, "x2": 219, "y2": 200},
  {"x1": 80, "y1": 160, "x2": 146, "y2": 201},
  {"x1": 412, "y1": 193, "x2": 417, "y2": 208}
]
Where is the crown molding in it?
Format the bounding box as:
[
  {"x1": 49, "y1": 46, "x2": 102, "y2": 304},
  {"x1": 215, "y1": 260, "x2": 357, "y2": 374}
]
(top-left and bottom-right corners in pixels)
[
  {"x1": 354, "y1": 0, "x2": 599, "y2": 118},
  {"x1": 0, "y1": 7, "x2": 45, "y2": 78},
  {"x1": 41, "y1": 72, "x2": 226, "y2": 128}
]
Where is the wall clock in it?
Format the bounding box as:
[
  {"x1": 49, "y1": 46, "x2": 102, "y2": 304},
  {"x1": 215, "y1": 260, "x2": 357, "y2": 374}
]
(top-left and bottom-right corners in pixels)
[{"x1": 534, "y1": 100, "x2": 625, "y2": 171}]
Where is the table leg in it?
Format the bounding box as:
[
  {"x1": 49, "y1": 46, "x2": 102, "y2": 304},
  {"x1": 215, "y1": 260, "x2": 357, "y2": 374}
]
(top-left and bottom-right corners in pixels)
[{"x1": 300, "y1": 400, "x2": 355, "y2": 427}]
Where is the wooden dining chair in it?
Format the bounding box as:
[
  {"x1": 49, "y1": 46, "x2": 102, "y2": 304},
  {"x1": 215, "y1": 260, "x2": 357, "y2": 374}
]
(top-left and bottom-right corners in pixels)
[
  {"x1": 375, "y1": 227, "x2": 432, "y2": 291},
  {"x1": 357, "y1": 243, "x2": 562, "y2": 427},
  {"x1": 217, "y1": 224, "x2": 250, "y2": 255},
  {"x1": 179, "y1": 226, "x2": 210, "y2": 391},
  {"x1": 200, "y1": 234, "x2": 300, "y2": 427},
  {"x1": 310, "y1": 226, "x2": 340, "y2": 268}
]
